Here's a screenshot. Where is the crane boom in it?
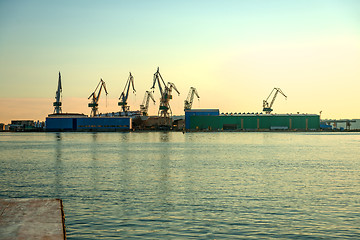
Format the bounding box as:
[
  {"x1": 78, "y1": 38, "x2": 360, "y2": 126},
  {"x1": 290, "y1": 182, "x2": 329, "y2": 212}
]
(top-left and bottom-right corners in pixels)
[
  {"x1": 88, "y1": 78, "x2": 108, "y2": 117},
  {"x1": 184, "y1": 87, "x2": 200, "y2": 111},
  {"x1": 151, "y1": 67, "x2": 180, "y2": 118},
  {"x1": 118, "y1": 72, "x2": 136, "y2": 115},
  {"x1": 262, "y1": 87, "x2": 287, "y2": 114},
  {"x1": 140, "y1": 91, "x2": 156, "y2": 116},
  {"x1": 53, "y1": 71, "x2": 62, "y2": 114},
  {"x1": 151, "y1": 67, "x2": 166, "y2": 96}
]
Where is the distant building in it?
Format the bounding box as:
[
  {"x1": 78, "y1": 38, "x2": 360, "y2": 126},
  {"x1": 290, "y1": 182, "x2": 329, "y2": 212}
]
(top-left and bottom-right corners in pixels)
[
  {"x1": 8, "y1": 120, "x2": 44, "y2": 131},
  {"x1": 321, "y1": 119, "x2": 360, "y2": 130},
  {"x1": 0, "y1": 123, "x2": 5, "y2": 131},
  {"x1": 9, "y1": 120, "x2": 35, "y2": 131}
]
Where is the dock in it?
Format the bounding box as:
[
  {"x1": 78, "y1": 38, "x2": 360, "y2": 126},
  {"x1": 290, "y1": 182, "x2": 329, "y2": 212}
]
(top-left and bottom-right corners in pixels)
[{"x1": 0, "y1": 199, "x2": 66, "y2": 240}]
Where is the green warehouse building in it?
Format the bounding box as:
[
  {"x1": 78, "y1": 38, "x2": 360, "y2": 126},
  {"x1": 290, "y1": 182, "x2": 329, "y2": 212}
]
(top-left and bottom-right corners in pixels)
[{"x1": 186, "y1": 110, "x2": 320, "y2": 131}]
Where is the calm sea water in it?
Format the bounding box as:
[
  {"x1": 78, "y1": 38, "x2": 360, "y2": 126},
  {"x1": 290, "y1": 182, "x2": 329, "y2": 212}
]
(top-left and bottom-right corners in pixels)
[{"x1": 1, "y1": 132, "x2": 360, "y2": 239}]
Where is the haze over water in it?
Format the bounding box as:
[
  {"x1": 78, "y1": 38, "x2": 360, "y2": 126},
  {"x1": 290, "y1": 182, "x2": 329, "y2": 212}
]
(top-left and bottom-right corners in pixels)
[{"x1": 1, "y1": 132, "x2": 360, "y2": 239}]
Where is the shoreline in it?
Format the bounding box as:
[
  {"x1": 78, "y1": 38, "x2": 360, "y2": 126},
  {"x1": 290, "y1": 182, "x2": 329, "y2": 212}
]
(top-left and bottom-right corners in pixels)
[{"x1": 1, "y1": 129, "x2": 360, "y2": 133}]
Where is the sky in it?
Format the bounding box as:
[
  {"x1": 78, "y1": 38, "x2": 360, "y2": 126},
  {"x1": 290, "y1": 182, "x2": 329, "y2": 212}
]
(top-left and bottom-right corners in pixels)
[{"x1": 0, "y1": 0, "x2": 359, "y2": 123}]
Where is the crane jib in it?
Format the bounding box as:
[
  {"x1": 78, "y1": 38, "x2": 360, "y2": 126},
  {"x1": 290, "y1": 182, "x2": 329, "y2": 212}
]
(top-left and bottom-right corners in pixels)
[{"x1": 263, "y1": 87, "x2": 287, "y2": 114}]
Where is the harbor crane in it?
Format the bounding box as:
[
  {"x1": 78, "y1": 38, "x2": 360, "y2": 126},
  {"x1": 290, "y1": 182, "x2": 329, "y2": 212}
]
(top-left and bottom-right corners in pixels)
[
  {"x1": 184, "y1": 87, "x2": 200, "y2": 111},
  {"x1": 263, "y1": 87, "x2": 287, "y2": 114},
  {"x1": 88, "y1": 79, "x2": 108, "y2": 117},
  {"x1": 151, "y1": 67, "x2": 180, "y2": 118},
  {"x1": 118, "y1": 72, "x2": 136, "y2": 115},
  {"x1": 140, "y1": 91, "x2": 156, "y2": 116},
  {"x1": 53, "y1": 71, "x2": 62, "y2": 114}
]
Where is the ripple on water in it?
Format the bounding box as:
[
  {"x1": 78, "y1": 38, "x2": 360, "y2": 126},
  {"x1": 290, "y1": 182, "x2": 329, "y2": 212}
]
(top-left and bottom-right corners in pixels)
[{"x1": 1, "y1": 132, "x2": 360, "y2": 239}]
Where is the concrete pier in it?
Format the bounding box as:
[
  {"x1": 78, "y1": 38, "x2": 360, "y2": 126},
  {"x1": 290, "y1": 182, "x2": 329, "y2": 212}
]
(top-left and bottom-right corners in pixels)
[{"x1": 0, "y1": 199, "x2": 66, "y2": 240}]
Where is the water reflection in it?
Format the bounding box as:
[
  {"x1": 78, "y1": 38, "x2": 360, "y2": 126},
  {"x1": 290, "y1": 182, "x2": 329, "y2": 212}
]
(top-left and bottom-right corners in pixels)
[
  {"x1": 54, "y1": 132, "x2": 63, "y2": 197},
  {"x1": 55, "y1": 132, "x2": 62, "y2": 159},
  {"x1": 90, "y1": 132, "x2": 99, "y2": 195},
  {"x1": 160, "y1": 131, "x2": 170, "y2": 142},
  {"x1": 115, "y1": 133, "x2": 133, "y2": 228},
  {"x1": 120, "y1": 132, "x2": 129, "y2": 142},
  {"x1": 157, "y1": 132, "x2": 172, "y2": 215}
]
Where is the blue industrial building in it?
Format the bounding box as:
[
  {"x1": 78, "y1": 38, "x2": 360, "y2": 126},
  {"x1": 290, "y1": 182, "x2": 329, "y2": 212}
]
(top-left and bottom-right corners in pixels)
[{"x1": 46, "y1": 114, "x2": 132, "y2": 131}]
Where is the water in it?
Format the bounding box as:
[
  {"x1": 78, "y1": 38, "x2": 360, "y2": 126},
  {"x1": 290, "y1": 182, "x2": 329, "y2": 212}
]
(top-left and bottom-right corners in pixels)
[{"x1": 1, "y1": 132, "x2": 360, "y2": 239}]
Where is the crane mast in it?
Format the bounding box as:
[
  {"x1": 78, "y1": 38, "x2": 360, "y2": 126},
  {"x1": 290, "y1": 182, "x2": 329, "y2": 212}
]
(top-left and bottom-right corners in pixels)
[
  {"x1": 184, "y1": 87, "x2": 200, "y2": 111},
  {"x1": 88, "y1": 79, "x2": 108, "y2": 117},
  {"x1": 263, "y1": 87, "x2": 287, "y2": 114},
  {"x1": 140, "y1": 91, "x2": 156, "y2": 116},
  {"x1": 53, "y1": 72, "x2": 62, "y2": 114},
  {"x1": 118, "y1": 72, "x2": 136, "y2": 115},
  {"x1": 151, "y1": 67, "x2": 180, "y2": 118}
]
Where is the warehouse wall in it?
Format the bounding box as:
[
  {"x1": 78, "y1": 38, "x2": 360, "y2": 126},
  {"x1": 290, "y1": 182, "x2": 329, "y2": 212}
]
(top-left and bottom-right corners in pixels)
[
  {"x1": 46, "y1": 117, "x2": 132, "y2": 131},
  {"x1": 185, "y1": 109, "x2": 219, "y2": 129},
  {"x1": 77, "y1": 117, "x2": 131, "y2": 131},
  {"x1": 46, "y1": 118, "x2": 74, "y2": 131},
  {"x1": 189, "y1": 115, "x2": 320, "y2": 131}
]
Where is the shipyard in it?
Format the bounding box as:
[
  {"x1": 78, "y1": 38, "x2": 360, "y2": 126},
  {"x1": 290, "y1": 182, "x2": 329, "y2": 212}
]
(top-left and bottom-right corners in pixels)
[
  {"x1": 1, "y1": 69, "x2": 359, "y2": 132},
  {"x1": 1, "y1": 1, "x2": 360, "y2": 239}
]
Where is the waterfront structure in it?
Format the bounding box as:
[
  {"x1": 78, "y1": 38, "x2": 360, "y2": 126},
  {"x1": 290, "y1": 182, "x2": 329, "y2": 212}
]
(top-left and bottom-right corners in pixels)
[
  {"x1": 0, "y1": 199, "x2": 66, "y2": 239},
  {"x1": 46, "y1": 114, "x2": 132, "y2": 131},
  {"x1": 186, "y1": 112, "x2": 320, "y2": 131}
]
